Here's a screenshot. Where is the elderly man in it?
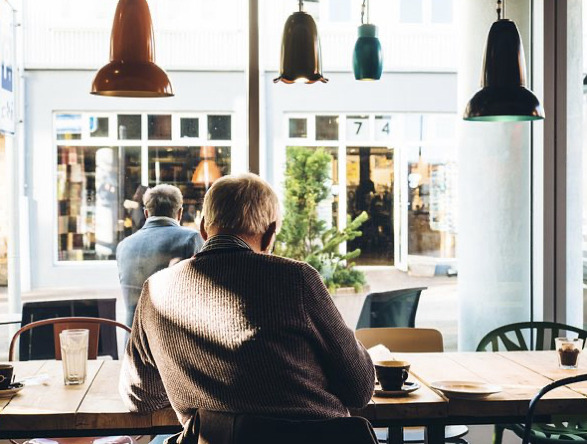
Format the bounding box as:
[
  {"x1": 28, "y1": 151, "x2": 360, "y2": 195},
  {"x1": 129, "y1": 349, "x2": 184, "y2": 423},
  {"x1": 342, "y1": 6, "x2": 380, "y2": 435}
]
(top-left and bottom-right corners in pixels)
[
  {"x1": 116, "y1": 184, "x2": 203, "y2": 327},
  {"x1": 119, "y1": 173, "x2": 374, "y2": 426}
]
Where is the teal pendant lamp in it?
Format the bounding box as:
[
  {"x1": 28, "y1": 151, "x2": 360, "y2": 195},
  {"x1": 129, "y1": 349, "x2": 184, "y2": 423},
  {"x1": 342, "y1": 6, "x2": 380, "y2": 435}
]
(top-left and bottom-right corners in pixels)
[
  {"x1": 274, "y1": 0, "x2": 328, "y2": 84},
  {"x1": 353, "y1": 0, "x2": 382, "y2": 81},
  {"x1": 463, "y1": 0, "x2": 544, "y2": 122}
]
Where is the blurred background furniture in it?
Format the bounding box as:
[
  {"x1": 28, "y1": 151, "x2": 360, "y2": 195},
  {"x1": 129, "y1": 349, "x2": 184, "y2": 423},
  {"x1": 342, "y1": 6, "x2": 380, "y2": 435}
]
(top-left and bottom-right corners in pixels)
[
  {"x1": 17, "y1": 298, "x2": 119, "y2": 360},
  {"x1": 356, "y1": 288, "x2": 426, "y2": 329},
  {"x1": 355, "y1": 327, "x2": 468, "y2": 443},
  {"x1": 522, "y1": 373, "x2": 587, "y2": 444},
  {"x1": 476, "y1": 321, "x2": 587, "y2": 352},
  {"x1": 9, "y1": 316, "x2": 130, "y2": 361},
  {"x1": 477, "y1": 321, "x2": 587, "y2": 444}
]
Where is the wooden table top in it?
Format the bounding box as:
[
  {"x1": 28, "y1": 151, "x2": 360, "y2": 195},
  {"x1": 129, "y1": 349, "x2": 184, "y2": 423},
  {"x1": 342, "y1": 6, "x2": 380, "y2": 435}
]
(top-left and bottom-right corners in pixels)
[{"x1": 1, "y1": 351, "x2": 586, "y2": 438}]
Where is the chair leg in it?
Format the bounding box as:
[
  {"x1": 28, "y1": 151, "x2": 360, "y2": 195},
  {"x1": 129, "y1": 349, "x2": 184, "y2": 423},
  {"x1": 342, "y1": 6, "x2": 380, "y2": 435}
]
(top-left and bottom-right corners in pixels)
[{"x1": 493, "y1": 424, "x2": 505, "y2": 444}]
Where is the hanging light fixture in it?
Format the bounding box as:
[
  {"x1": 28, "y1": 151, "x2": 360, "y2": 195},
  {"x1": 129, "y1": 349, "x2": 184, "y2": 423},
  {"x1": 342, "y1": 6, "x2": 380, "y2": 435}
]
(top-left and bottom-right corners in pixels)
[
  {"x1": 191, "y1": 146, "x2": 222, "y2": 189},
  {"x1": 274, "y1": 0, "x2": 328, "y2": 84},
  {"x1": 91, "y1": 0, "x2": 173, "y2": 97},
  {"x1": 353, "y1": 0, "x2": 382, "y2": 81},
  {"x1": 463, "y1": 0, "x2": 544, "y2": 121}
]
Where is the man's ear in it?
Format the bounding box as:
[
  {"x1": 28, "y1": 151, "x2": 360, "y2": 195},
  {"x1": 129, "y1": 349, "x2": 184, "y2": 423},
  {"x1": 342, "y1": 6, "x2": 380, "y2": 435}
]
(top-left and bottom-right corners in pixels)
[
  {"x1": 177, "y1": 207, "x2": 184, "y2": 222},
  {"x1": 261, "y1": 221, "x2": 277, "y2": 253},
  {"x1": 200, "y1": 217, "x2": 208, "y2": 241},
  {"x1": 144, "y1": 209, "x2": 149, "y2": 219}
]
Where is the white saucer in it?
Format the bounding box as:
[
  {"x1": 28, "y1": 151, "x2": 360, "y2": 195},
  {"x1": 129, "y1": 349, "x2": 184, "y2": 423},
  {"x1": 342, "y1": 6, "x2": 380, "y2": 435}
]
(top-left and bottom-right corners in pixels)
[
  {"x1": 430, "y1": 380, "x2": 502, "y2": 399},
  {"x1": 374, "y1": 381, "x2": 421, "y2": 397},
  {"x1": 0, "y1": 382, "x2": 24, "y2": 398}
]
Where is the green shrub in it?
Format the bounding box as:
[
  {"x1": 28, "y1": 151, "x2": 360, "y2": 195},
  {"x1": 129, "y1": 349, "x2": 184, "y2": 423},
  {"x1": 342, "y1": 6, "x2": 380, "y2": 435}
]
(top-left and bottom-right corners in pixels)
[{"x1": 275, "y1": 146, "x2": 367, "y2": 293}]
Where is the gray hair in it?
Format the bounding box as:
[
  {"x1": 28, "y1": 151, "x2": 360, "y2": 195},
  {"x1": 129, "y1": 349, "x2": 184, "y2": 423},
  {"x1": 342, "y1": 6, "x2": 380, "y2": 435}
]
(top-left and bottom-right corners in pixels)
[
  {"x1": 143, "y1": 184, "x2": 183, "y2": 218},
  {"x1": 203, "y1": 173, "x2": 281, "y2": 235}
]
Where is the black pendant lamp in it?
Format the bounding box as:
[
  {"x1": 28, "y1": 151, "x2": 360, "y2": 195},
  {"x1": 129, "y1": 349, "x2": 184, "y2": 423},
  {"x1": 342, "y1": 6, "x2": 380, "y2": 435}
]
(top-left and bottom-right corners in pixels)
[
  {"x1": 463, "y1": 0, "x2": 543, "y2": 122},
  {"x1": 274, "y1": 0, "x2": 328, "y2": 84},
  {"x1": 353, "y1": 0, "x2": 382, "y2": 81},
  {"x1": 91, "y1": 0, "x2": 173, "y2": 97}
]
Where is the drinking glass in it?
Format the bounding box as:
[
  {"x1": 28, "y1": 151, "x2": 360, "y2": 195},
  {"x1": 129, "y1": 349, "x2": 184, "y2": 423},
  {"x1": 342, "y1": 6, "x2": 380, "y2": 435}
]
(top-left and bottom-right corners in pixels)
[
  {"x1": 60, "y1": 329, "x2": 89, "y2": 385},
  {"x1": 555, "y1": 337, "x2": 584, "y2": 369}
]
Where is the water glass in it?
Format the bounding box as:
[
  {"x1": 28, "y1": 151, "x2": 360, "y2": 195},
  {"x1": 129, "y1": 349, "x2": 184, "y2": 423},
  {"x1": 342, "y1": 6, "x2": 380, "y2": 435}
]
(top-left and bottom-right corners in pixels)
[
  {"x1": 555, "y1": 337, "x2": 584, "y2": 369},
  {"x1": 60, "y1": 329, "x2": 89, "y2": 385}
]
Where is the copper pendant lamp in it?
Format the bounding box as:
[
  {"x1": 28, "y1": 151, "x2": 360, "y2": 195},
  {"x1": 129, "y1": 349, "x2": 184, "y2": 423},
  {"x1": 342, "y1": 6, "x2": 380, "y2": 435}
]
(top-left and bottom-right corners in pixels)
[
  {"x1": 274, "y1": 0, "x2": 328, "y2": 84},
  {"x1": 91, "y1": 0, "x2": 173, "y2": 97},
  {"x1": 192, "y1": 146, "x2": 222, "y2": 189},
  {"x1": 463, "y1": 0, "x2": 543, "y2": 122}
]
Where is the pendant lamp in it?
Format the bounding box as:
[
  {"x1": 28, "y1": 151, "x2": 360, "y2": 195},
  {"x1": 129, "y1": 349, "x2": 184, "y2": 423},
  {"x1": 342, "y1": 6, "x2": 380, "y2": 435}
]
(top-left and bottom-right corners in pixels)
[
  {"x1": 274, "y1": 0, "x2": 328, "y2": 84},
  {"x1": 91, "y1": 0, "x2": 173, "y2": 97},
  {"x1": 353, "y1": 0, "x2": 382, "y2": 81},
  {"x1": 192, "y1": 146, "x2": 222, "y2": 189},
  {"x1": 463, "y1": 0, "x2": 543, "y2": 121}
]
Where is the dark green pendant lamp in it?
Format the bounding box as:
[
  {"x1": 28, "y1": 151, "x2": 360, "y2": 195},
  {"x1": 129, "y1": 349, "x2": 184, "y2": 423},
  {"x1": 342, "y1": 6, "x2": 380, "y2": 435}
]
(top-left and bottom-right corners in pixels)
[
  {"x1": 463, "y1": 0, "x2": 543, "y2": 121},
  {"x1": 353, "y1": 0, "x2": 382, "y2": 81},
  {"x1": 91, "y1": 0, "x2": 173, "y2": 97},
  {"x1": 274, "y1": 0, "x2": 328, "y2": 84}
]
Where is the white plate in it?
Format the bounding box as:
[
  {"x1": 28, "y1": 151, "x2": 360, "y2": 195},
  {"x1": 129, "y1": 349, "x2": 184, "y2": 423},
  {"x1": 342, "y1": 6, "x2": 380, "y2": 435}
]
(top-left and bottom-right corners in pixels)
[
  {"x1": 0, "y1": 383, "x2": 24, "y2": 398},
  {"x1": 430, "y1": 380, "x2": 502, "y2": 399},
  {"x1": 374, "y1": 381, "x2": 421, "y2": 397}
]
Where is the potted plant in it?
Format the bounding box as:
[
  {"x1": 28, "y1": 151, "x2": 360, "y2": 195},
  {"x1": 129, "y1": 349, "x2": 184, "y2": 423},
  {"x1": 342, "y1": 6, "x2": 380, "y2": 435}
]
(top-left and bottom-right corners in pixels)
[{"x1": 275, "y1": 146, "x2": 368, "y2": 294}]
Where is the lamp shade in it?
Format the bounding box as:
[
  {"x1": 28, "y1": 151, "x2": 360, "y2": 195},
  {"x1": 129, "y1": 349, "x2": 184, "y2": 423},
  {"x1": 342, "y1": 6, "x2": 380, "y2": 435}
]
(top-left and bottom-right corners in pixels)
[
  {"x1": 191, "y1": 146, "x2": 222, "y2": 187},
  {"x1": 353, "y1": 24, "x2": 382, "y2": 81},
  {"x1": 273, "y1": 11, "x2": 328, "y2": 84},
  {"x1": 91, "y1": 0, "x2": 173, "y2": 97},
  {"x1": 463, "y1": 19, "x2": 544, "y2": 122}
]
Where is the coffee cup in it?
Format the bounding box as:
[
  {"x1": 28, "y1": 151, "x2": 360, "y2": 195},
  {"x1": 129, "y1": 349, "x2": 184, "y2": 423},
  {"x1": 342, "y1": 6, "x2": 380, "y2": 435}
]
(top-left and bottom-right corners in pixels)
[
  {"x1": 555, "y1": 337, "x2": 584, "y2": 369},
  {"x1": 0, "y1": 364, "x2": 14, "y2": 390},
  {"x1": 374, "y1": 360, "x2": 410, "y2": 391}
]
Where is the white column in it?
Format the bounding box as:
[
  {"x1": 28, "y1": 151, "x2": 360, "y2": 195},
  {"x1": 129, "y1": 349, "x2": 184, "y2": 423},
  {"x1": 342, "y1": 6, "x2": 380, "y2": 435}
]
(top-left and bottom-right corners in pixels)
[{"x1": 457, "y1": 0, "x2": 532, "y2": 350}]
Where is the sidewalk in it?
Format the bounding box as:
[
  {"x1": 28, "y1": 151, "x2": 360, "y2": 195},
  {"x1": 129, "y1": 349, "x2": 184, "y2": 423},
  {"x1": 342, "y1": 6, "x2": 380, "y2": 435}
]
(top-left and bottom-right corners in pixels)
[{"x1": 0, "y1": 267, "x2": 459, "y2": 360}]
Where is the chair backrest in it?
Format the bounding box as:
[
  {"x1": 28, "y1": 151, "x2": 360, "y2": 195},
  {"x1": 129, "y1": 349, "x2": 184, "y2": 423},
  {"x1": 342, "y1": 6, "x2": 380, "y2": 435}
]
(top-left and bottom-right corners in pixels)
[
  {"x1": 355, "y1": 287, "x2": 426, "y2": 330},
  {"x1": 355, "y1": 327, "x2": 444, "y2": 352},
  {"x1": 9, "y1": 317, "x2": 131, "y2": 362},
  {"x1": 522, "y1": 373, "x2": 587, "y2": 444},
  {"x1": 19, "y1": 298, "x2": 119, "y2": 360},
  {"x1": 177, "y1": 409, "x2": 378, "y2": 444},
  {"x1": 476, "y1": 321, "x2": 587, "y2": 352}
]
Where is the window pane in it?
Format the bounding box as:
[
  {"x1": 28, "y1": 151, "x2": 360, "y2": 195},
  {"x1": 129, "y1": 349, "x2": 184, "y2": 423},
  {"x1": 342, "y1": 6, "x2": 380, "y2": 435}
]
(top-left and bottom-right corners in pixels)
[
  {"x1": 89, "y1": 117, "x2": 108, "y2": 138},
  {"x1": 57, "y1": 145, "x2": 141, "y2": 261},
  {"x1": 148, "y1": 146, "x2": 231, "y2": 227},
  {"x1": 346, "y1": 115, "x2": 369, "y2": 140},
  {"x1": 329, "y1": 0, "x2": 351, "y2": 22},
  {"x1": 431, "y1": 0, "x2": 453, "y2": 24},
  {"x1": 180, "y1": 118, "x2": 199, "y2": 138},
  {"x1": 400, "y1": 0, "x2": 423, "y2": 23},
  {"x1": 316, "y1": 115, "x2": 339, "y2": 140},
  {"x1": 148, "y1": 115, "x2": 172, "y2": 140},
  {"x1": 118, "y1": 115, "x2": 141, "y2": 140},
  {"x1": 207, "y1": 115, "x2": 231, "y2": 140},
  {"x1": 289, "y1": 118, "x2": 307, "y2": 138},
  {"x1": 56, "y1": 114, "x2": 82, "y2": 140}
]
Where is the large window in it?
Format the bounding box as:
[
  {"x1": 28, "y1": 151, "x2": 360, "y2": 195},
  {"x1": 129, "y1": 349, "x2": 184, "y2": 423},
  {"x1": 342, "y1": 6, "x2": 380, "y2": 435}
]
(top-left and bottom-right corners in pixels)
[{"x1": 55, "y1": 112, "x2": 233, "y2": 261}]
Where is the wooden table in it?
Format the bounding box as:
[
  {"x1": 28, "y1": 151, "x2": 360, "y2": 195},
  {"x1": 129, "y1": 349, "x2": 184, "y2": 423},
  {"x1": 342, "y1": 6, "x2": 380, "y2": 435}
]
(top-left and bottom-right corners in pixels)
[{"x1": 1, "y1": 352, "x2": 586, "y2": 443}]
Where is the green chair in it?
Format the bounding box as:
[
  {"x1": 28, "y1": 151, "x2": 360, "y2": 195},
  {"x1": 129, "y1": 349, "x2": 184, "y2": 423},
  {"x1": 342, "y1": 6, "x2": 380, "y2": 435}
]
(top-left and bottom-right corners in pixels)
[{"x1": 476, "y1": 321, "x2": 587, "y2": 444}]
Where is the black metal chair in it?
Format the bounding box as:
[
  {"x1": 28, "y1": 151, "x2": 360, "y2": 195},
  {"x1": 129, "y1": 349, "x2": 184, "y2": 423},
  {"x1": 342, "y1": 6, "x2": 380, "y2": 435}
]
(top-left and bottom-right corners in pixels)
[
  {"x1": 477, "y1": 321, "x2": 587, "y2": 444},
  {"x1": 521, "y1": 373, "x2": 587, "y2": 444},
  {"x1": 164, "y1": 409, "x2": 379, "y2": 444},
  {"x1": 18, "y1": 298, "x2": 120, "y2": 360},
  {"x1": 356, "y1": 288, "x2": 426, "y2": 329}
]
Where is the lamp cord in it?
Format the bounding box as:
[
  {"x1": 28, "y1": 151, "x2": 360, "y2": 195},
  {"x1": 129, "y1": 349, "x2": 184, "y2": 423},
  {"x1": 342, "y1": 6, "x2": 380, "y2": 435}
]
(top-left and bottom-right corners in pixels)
[
  {"x1": 496, "y1": 0, "x2": 505, "y2": 20},
  {"x1": 360, "y1": 0, "x2": 369, "y2": 25},
  {"x1": 298, "y1": 0, "x2": 303, "y2": 12}
]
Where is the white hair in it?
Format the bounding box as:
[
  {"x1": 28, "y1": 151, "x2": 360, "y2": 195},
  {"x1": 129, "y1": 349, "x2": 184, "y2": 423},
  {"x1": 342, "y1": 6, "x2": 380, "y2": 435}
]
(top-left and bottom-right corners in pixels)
[{"x1": 203, "y1": 173, "x2": 281, "y2": 235}]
